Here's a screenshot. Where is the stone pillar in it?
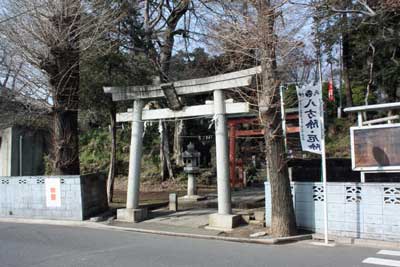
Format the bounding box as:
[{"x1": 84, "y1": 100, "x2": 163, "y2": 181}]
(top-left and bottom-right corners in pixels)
[
  {"x1": 117, "y1": 99, "x2": 147, "y2": 222},
  {"x1": 187, "y1": 173, "x2": 197, "y2": 196},
  {"x1": 127, "y1": 99, "x2": 144, "y2": 209},
  {"x1": 213, "y1": 90, "x2": 232, "y2": 215},
  {"x1": 169, "y1": 193, "x2": 178, "y2": 211},
  {"x1": 208, "y1": 90, "x2": 240, "y2": 230}
]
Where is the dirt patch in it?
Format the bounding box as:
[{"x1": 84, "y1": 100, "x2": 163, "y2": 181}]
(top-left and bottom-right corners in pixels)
[
  {"x1": 114, "y1": 176, "x2": 216, "y2": 192},
  {"x1": 112, "y1": 183, "x2": 216, "y2": 204}
]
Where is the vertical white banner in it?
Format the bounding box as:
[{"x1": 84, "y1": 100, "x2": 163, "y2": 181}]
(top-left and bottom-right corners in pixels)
[
  {"x1": 298, "y1": 79, "x2": 329, "y2": 245},
  {"x1": 297, "y1": 84, "x2": 323, "y2": 154},
  {"x1": 45, "y1": 178, "x2": 61, "y2": 207}
]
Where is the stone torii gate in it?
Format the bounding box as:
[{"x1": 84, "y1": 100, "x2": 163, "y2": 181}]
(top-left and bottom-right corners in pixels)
[{"x1": 104, "y1": 66, "x2": 261, "y2": 230}]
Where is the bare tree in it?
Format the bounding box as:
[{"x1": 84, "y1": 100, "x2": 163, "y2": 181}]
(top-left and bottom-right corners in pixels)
[
  {"x1": 0, "y1": 37, "x2": 51, "y2": 128},
  {"x1": 0, "y1": 0, "x2": 119, "y2": 175},
  {"x1": 141, "y1": 0, "x2": 192, "y2": 180},
  {"x1": 254, "y1": 0, "x2": 297, "y2": 237},
  {"x1": 200, "y1": 0, "x2": 313, "y2": 236}
]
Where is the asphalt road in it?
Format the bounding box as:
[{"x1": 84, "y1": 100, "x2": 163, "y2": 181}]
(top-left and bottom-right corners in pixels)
[{"x1": 0, "y1": 222, "x2": 396, "y2": 267}]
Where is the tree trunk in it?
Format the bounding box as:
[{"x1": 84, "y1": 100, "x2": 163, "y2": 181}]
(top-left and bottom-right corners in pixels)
[
  {"x1": 158, "y1": 30, "x2": 176, "y2": 180},
  {"x1": 365, "y1": 42, "x2": 375, "y2": 106},
  {"x1": 45, "y1": 2, "x2": 80, "y2": 175},
  {"x1": 342, "y1": 11, "x2": 353, "y2": 108},
  {"x1": 173, "y1": 120, "x2": 184, "y2": 167},
  {"x1": 156, "y1": 0, "x2": 190, "y2": 180},
  {"x1": 339, "y1": 36, "x2": 343, "y2": 116},
  {"x1": 160, "y1": 121, "x2": 174, "y2": 180},
  {"x1": 143, "y1": 1, "x2": 190, "y2": 180},
  {"x1": 107, "y1": 105, "x2": 117, "y2": 203},
  {"x1": 256, "y1": 0, "x2": 297, "y2": 237},
  {"x1": 53, "y1": 109, "x2": 80, "y2": 175},
  {"x1": 50, "y1": 50, "x2": 80, "y2": 175}
]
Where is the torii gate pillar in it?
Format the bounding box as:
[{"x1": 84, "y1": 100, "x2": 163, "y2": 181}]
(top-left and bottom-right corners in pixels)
[
  {"x1": 117, "y1": 99, "x2": 148, "y2": 222},
  {"x1": 208, "y1": 90, "x2": 241, "y2": 230}
]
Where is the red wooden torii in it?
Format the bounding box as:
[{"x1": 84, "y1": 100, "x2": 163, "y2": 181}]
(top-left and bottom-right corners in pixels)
[{"x1": 228, "y1": 114, "x2": 300, "y2": 187}]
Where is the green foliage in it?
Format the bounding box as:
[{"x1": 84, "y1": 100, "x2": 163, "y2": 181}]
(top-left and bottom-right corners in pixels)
[
  {"x1": 44, "y1": 154, "x2": 52, "y2": 175},
  {"x1": 79, "y1": 125, "x2": 163, "y2": 179},
  {"x1": 348, "y1": 10, "x2": 400, "y2": 101},
  {"x1": 79, "y1": 126, "x2": 134, "y2": 175},
  {"x1": 325, "y1": 118, "x2": 353, "y2": 157},
  {"x1": 319, "y1": 3, "x2": 400, "y2": 103},
  {"x1": 284, "y1": 84, "x2": 298, "y2": 108},
  {"x1": 169, "y1": 48, "x2": 224, "y2": 81},
  {"x1": 351, "y1": 84, "x2": 376, "y2": 106},
  {"x1": 142, "y1": 122, "x2": 162, "y2": 168},
  {"x1": 80, "y1": 52, "x2": 154, "y2": 127},
  {"x1": 78, "y1": 4, "x2": 156, "y2": 177},
  {"x1": 80, "y1": 128, "x2": 111, "y2": 173}
]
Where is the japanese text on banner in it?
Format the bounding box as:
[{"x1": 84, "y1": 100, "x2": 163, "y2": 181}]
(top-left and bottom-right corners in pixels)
[{"x1": 297, "y1": 84, "x2": 323, "y2": 154}]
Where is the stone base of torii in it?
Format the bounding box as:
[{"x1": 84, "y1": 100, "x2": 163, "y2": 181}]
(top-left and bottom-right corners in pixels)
[{"x1": 104, "y1": 67, "x2": 261, "y2": 230}]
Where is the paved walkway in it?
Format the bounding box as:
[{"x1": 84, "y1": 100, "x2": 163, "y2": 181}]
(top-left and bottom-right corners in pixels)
[
  {"x1": 108, "y1": 207, "x2": 277, "y2": 241},
  {"x1": 110, "y1": 208, "x2": 225, "y2": 237},
  {"x1": 146, "y1": 209, "x2": 214, "y2": 228},
  {"x1": 108, "y1": 186, "x2": 268, "y2": 239}
]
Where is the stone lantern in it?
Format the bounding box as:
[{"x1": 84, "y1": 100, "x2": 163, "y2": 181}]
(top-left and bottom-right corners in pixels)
[{"x1": 182, "y1": 142, "x2": 201, "y2": 199}]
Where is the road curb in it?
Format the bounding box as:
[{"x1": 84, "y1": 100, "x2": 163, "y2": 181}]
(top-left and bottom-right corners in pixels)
[
  {"x1": 0, "y1": 217, "x2": 312, "y2": 245},
  {"x1": 312, "y1": 233, "x2": 400, "y2": 249},
  {"x1": 101, "y1": 225, "x2": 312, "y2": 245}
]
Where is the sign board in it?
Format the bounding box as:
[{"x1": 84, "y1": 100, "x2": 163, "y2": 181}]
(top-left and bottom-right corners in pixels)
[
  {"x1": 297, "y1": 84, "x2": 323, "y2": 154},
  {"x1": 45, "y1": 178, "x2": 61, "y2": 207},
  {"x1": 350, "y1": 124, "x2": 400, "y2": 171}
]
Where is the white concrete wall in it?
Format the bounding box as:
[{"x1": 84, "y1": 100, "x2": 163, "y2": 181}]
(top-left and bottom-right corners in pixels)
[
  {"x1": 0, "y1": 175, "x2": 83, "y2": 220},
  {"x1": 0, "y1": 128, "x2": 12, "y2": 176},
  {"x1": 0, "y1": 174, "x2": 108, "y2": 220},
  {"x1": 265, "y1": 182, "x2": 400, "y2": 241}
]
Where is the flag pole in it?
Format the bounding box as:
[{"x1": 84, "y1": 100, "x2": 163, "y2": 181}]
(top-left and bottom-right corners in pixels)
[{"x1": 318, "y1": 55, "x2": 329, "y2": 245}]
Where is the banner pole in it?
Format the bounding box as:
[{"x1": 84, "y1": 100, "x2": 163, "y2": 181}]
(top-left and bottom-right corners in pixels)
[{"x1": 318, "y1": 57, "x2": 329, "y2": 245}]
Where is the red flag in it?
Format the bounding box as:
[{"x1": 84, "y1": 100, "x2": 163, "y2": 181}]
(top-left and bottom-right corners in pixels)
[{"x1": 328, "y1": 79, "x2": 334, "y2": 102}]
